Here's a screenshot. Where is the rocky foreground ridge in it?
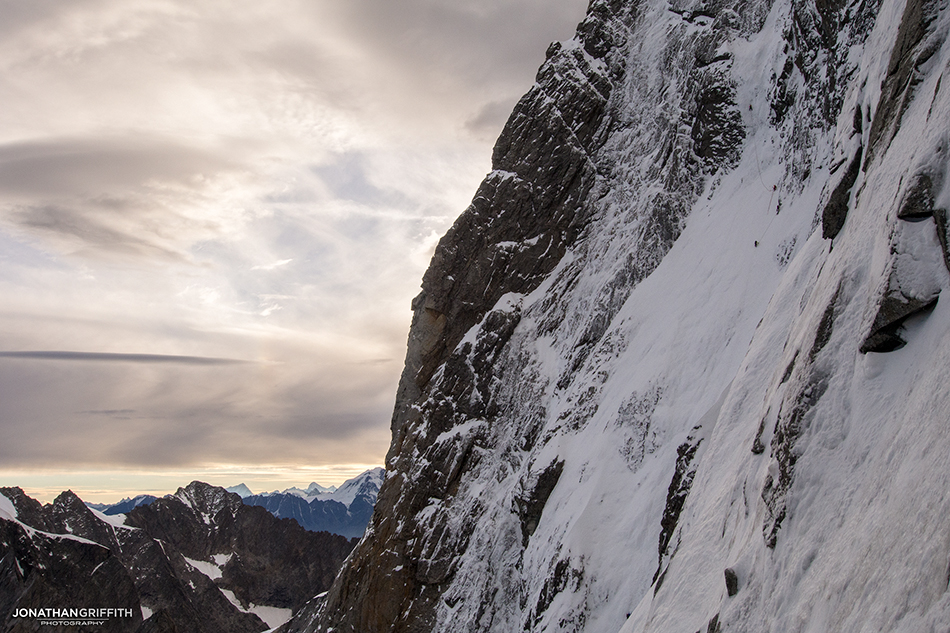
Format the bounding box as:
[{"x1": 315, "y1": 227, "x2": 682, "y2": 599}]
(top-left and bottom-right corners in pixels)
[
  {"x1": 288, "y1": 0, "x2": 950, "y2": 631},
  {"x1": 0, "y1": 483, "x2": 355, "y2": 633}
]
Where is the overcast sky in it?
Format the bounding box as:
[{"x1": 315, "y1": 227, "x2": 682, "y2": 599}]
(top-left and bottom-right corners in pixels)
[{"x1": 0, "y1": 0, "x2": 588, "y2": 502}]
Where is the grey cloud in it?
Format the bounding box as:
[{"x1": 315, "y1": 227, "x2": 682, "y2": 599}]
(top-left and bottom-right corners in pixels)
[
  {"x1": 211, "y1": 0, "x2": 583, "y2": 119},
  {"x1": 0, "y1": 0, "x2": 109, "y2": 39},
  {"x1": 324, "y1": 0, "x2": 586, "y2": 87},
  {"x1": 465, "y1": 99, "x2": 518, "y2": 139},
  {"x1": 0, "y1": 137, "x2": 237, "y2": 198},
  {"x1": 250, "y1": 41, "x2": 357, "y2": 108},
  {"x1": 312, "y1": 153, "x2": 409, "y2": 207},
  {"x1": 0, "y1": 137, "x2": 251, "y2": 259},
  {"x1": 11, "y1": 202, "x2": 186, "y2": 260},
  {"x1": 0, "y1": 0, "x2": 581, "y2": 479},
  {"x1": 0, "y1": 338, "x2": 396, "y2": 469},
  {"x1": 0, "y1": 351, "x2": 252, "y2": 365}
]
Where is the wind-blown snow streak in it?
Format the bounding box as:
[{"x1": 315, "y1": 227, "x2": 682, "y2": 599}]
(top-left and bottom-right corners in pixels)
[{"x1": 297, "y1": 0, "x2": 950, "y2": 631}]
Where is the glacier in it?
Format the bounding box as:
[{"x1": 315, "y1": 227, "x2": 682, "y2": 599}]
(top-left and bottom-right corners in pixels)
[{"x1": 286, "y1": 0, "x2": 950, "y2": 631}]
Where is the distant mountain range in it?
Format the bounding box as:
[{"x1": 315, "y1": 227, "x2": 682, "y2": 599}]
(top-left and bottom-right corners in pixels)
[
  {"x1": 86, "y1": 467, "x2": 385, "y2": 538},
  {"x1": 87, "y1": 493, "x2": 157, "y2": 515},
  {"x1": 225, "y1": 481, "x2": 335, "y2": 500},
  {"x1": 241, "y1": 467, "x2": 384, "y2": 539}
]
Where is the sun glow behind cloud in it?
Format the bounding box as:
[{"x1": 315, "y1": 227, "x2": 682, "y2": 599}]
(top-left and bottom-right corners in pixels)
[{"x1": 0, "y1": 0, "x2": 587, "y2": 502}]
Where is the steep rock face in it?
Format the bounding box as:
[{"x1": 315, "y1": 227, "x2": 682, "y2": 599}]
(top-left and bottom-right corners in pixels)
[{"x1": 302, "y1": 0, "x2": 950, "y2": 631}]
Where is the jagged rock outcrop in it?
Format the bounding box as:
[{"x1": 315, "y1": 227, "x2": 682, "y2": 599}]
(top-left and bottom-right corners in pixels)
[
  {"x1": 0, "y1": 483, "x2": 356, "y2": 633},
  {"x1": 0, "y1": 518, "x2": 142, "y2": 633},
  {"x1": 0, "y1": 488, "x2": 144, "y2": 633},
  {"x1": 128, "y1": 482, "x2": 355, "y2": 613},
  {"x1": 296, "y1": 0, "x2": 950, "y2": 630}
]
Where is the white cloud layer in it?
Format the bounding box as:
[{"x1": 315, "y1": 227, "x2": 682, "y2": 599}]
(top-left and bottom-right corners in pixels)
[{"x1": 0, "y1": 0, "x2": 587, "y2": 493}]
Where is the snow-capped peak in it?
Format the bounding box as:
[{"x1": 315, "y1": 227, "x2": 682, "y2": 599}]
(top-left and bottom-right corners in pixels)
[
  {"x1": 225, "y1": 483, "x2": 254, "y2": 498},
  {"x1": 312, "y1": 468, "x2": 385, "y2": 506}
]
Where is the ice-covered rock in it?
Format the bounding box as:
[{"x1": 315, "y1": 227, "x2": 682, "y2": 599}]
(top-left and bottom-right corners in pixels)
[{"x1": 292, "y1": 0, "x2": 950, "y2": 631}]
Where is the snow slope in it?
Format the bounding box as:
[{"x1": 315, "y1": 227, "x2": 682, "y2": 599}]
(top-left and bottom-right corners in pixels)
[{"x1": 300, "y1": 0, "x2": 950, "y2": 631}]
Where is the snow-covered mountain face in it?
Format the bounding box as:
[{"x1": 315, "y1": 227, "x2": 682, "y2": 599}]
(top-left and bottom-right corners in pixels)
[
  {"x1": 265, "y1": 468, "x2": 380, "y2": 504},
  {"x1": 299, "y1": 0, "x2": 950, "y2": 631},
  {"x1": 311, "y1": 467, "x2": 384, "y2": 506}
]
